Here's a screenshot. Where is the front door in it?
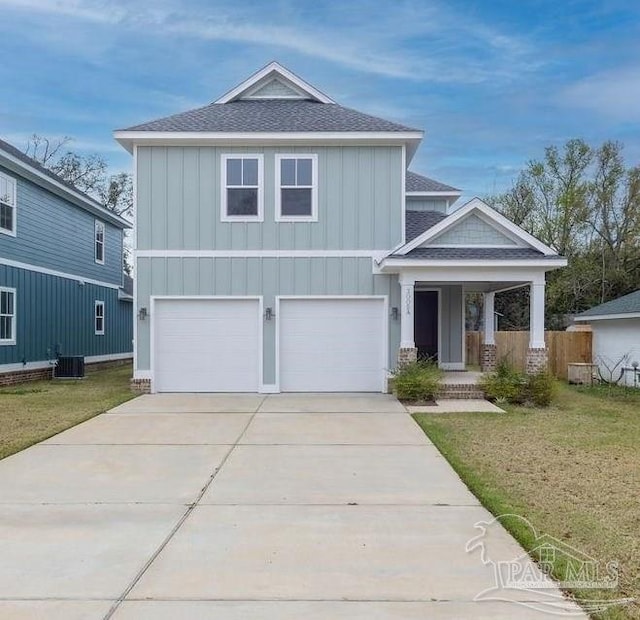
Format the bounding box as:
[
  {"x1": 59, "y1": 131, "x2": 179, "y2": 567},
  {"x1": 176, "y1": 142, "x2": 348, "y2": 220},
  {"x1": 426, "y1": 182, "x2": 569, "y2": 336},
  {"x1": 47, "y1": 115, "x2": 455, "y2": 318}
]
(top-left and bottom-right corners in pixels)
[{"x1": 414, "y1": 290, "x2": 438, "y2": 361}]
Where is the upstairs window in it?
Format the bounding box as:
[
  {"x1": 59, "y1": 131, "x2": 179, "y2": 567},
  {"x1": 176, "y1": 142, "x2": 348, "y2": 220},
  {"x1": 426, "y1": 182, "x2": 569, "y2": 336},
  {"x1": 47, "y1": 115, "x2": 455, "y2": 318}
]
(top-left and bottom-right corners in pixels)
[
  {"x1": 94, "y1": 300, "x2": 105, "y2": 335},
  {"x1": 95, "y1": 220, "x2": 105, "y2": 264},
  {"x1": 221, "y1": 155, "x2": 263, "y2": 221},
  {"x1": 275, "y1": 155, "x2": 317, "y2": 221},
  {"x1": 0, "y1": 287, "x2": 16, "y2": 345},
  {"x1": 0, "y1": 172, "x2": 17, "y2": 236}
]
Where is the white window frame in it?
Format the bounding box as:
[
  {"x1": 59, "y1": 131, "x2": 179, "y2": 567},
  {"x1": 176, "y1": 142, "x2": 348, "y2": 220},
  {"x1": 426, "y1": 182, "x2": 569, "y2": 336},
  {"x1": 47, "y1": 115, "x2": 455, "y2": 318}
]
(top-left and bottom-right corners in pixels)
[
  {"x1": 0, "y1": 287, "x2": 16, "y2": 345},
  {"x1": 94, "y1": 300, "x2": 105, "y2": 335},
  {"x1": 0, "y1": 171, "x2": 17, "y2": 237},
  {"x1": 220, "y1": 154, "x2": 264, "y2": 222},
  {"x1": 95, "y1": 220, "x2": 105, "y2": 264},
  {"x1": 275, "y1": 154, "x2": 318, "y2": 222}
]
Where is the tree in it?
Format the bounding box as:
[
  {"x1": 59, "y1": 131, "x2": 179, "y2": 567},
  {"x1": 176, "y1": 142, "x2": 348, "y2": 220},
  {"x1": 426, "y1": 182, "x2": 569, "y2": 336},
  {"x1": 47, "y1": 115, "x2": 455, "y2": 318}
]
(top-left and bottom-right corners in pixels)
[
  {"x1": 487, "y1": 139, "x2": 640, "y2": 328},
  {"x1": 24, "y1": 134, "x2": 133, "y2": 219}
]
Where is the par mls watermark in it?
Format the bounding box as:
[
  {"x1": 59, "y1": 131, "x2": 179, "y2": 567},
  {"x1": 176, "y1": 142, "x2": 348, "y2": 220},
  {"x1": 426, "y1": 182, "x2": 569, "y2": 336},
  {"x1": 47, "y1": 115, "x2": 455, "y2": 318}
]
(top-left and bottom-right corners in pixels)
[{"x1": 466, "y1": 513, "x2": 635, "y2": 616}]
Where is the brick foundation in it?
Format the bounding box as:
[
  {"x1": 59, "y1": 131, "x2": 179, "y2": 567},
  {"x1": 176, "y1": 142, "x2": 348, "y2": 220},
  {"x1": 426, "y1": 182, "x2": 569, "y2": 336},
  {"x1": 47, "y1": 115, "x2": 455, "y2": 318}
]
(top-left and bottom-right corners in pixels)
[
  {"x1": 397, "y1": 347, "x2": 418, "y2": 366},
  {"x1": 525, "y1": 347, "x2": 548, "y2": 374},
  {"x1": 480, "y1": 343, "x2": 497, "y2": 372},
  {"x1": 130, "y1": 378, "x2": 151, "y2": 394},
  {"x1": 0, "y1": 358, "x2": 132, "y2": 387}
]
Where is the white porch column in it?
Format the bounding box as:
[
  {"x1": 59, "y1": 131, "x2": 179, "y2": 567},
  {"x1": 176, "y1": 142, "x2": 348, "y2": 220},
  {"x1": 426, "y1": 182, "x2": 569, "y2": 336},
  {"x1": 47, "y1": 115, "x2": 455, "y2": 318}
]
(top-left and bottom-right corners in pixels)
[
  {"x1": 483, "y1": 292, "x2": 495, "y2": 345},
  {"x1": 400, "y1": 277, "x2": 415, "y2": 349},
  {"x1": 529, "y1": 282, "x2": 546, "y2": 349}
]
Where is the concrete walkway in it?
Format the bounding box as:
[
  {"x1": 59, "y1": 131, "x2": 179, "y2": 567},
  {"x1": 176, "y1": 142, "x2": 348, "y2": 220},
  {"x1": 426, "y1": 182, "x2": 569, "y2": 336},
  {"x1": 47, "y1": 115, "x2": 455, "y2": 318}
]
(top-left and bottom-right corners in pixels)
[{"x1": 0, "y1": 393, "x2": 584, "y2": 619}]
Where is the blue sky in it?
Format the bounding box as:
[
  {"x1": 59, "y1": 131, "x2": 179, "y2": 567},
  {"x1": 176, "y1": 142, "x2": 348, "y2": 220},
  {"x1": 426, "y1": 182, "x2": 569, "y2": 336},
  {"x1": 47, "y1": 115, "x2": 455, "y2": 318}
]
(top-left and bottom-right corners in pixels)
[{"x1": 1, "y1": 0, "x2": 639, "y2": 197}]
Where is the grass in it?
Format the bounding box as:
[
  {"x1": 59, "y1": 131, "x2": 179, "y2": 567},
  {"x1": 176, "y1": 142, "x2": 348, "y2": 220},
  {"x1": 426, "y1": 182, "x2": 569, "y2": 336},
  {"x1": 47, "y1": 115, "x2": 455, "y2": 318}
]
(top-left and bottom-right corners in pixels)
[
  {"x1": 413, "y1": 383, "x2": 640, "y2": 619},
  {"x1": 0, "y1": 363, "x2": 135, "y2": 460}
]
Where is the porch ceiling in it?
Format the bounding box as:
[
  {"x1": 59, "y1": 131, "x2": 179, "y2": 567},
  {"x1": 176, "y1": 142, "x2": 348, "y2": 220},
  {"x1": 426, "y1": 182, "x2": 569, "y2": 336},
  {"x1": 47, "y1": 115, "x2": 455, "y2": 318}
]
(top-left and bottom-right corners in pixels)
[{"x1": 415, "y1": 281, "x2": 529, "y2": 293}]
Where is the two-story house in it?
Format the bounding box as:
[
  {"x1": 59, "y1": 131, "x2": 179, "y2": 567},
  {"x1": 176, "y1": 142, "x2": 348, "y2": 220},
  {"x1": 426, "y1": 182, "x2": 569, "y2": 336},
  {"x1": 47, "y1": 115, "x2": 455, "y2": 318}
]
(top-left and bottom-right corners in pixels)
[
  {"x1": 115, "y1": 62, "x2": 566, "y2": 394},
  {"x1": 0, "y1": 138, "x2": 133, "y2": 383}
]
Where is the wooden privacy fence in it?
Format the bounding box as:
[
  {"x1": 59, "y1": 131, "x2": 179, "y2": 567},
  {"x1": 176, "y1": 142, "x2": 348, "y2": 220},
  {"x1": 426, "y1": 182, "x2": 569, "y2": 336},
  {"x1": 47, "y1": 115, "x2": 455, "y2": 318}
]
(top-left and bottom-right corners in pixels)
[{"x1": 466, "y1": 331, "x2": 593, "y2": 380}]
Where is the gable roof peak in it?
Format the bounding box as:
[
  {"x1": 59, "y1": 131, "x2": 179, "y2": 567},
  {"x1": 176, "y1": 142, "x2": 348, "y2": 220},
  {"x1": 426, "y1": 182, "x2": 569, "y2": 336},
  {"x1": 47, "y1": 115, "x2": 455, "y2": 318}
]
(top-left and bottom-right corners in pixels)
[{"x1": 215, "y1": 61, "x2": 335, "y2": 105}]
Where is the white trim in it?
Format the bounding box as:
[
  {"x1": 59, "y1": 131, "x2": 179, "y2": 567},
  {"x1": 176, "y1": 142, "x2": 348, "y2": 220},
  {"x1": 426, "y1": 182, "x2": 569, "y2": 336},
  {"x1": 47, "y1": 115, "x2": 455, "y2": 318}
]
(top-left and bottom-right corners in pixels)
[
  {"x1": 401, "y1": 145, "x2": 406, "y2": 246},
  {"x1": 406, "y1": 191, "x2": 462, "y2": 198},
  {"x1": 378, "y1": 258, "x2": 567, "y2": 269},
  {"x1": 94, "y1": 300, "x2": 105, "y2": 335},
  {"x1": 395, "y1": 197, "x2": 559, "y2": 256},
  {"x1": 135, "y1": 249, "x2": 388, "y2": 259},
  {"x1": 132, "y1": 145, "x2": 139, "y2": 376},
  {"x1": 0, "y1": 286, "x2": 17, "y2": 346},
  {"x1": 0, "y1": 148, "x2": 130, "y2": 229},
  {"x1": 113, "y1": 131, "x2": 423, "y2": 154},
  {"x1": 94, "y1": 219, "x2": 105, "y2": 264},
  {"x1": 259, "y1": 384, "x2": 279, "y2": 393},
  {"x1": 574, "y1": 312, "x2": 640, "y2": 322},
  {"x1": 274, "y1": 154, "x2": 318, "y2": 222},
  {"x1": 0, "y1": 257, "x2": 122, "y2": 289},
  {"x1": 133, "y1": 369, "x2": 152, "y2": 380},
  {"x1": 215, "y1": 61, "x2": 336, "y2": 104},
  {"x1": 461, "y1": 284, "x2": 466, "y2": 367},
  {"x1": 0, "y1": 352, "x2": 132, "y2": 374},
  {"x1": 0, "y1": 170, "x2": 17, "y2": 237},
  {"x1": 220, "y1": 154, "x2": 264, "y2": 222},
  {"x1": 149, "y1": 296, "x2": 263, "y2": 394},
  {"x1": 275, "y1": 295, "x2": 389, "y2": 393}
]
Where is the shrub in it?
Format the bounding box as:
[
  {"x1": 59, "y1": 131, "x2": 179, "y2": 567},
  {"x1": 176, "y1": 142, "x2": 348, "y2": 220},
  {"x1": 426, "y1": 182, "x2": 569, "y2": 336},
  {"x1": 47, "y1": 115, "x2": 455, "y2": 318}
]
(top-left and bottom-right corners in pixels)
[
  {"x1": 480, "y1": 359, "x2": 527, "y2": 403},
  {"x1": 526, "y1": 370, "x2": 557, "y2": 407},
  {"x1": 392, "y1": 360, "x2": 442, "y2": 402},
  {"x1": 480, "y1": 359, "x2": 557, "y2": 407}
]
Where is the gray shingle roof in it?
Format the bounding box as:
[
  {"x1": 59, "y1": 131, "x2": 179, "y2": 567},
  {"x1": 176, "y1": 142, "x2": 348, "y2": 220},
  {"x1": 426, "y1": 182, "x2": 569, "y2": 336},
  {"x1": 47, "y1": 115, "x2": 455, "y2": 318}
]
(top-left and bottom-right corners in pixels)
[
  {"x1": 121, "y1": 100, "x2": 419, "y2": 133},
  {"x1": 392, "y1": 247, "x2": 551, "y2": 260},
  {"x1": 576, "y1": 290, "x2": 640, "y2": 318},
  {"x1": 405, "y1": 210, "x2": 447, "y2": 242},
  {"x1": 406, "y1": 171, "x2": 459, "y2": 193}
]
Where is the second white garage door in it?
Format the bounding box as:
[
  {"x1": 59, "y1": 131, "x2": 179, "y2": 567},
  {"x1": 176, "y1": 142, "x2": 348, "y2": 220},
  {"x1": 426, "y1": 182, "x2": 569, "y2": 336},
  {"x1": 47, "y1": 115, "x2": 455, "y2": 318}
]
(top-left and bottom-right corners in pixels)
[
  {"x1": 278, "y1": 297, "x2": 386, "y2": 392},
  {"x1": 153, "y1": 298, "x2": 260, "y2": 392}
]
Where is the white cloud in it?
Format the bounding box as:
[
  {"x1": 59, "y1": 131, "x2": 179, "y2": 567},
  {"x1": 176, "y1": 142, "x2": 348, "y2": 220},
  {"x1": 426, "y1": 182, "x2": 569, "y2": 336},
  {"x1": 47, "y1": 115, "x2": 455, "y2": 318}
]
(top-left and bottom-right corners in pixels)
[
  {"x1": 559, "y1": 66, "x2": 640, "y2": 122},
  {"x1": 0, "y1": 0, "x2": 540, "y2": 84}
]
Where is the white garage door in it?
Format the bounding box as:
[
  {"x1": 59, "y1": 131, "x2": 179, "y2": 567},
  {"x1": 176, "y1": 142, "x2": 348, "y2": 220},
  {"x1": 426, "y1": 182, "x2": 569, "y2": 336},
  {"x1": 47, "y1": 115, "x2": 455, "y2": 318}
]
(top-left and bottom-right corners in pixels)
[
  {"x1": 279, "y1": 298, "x2": 386, "y2": 392},
  {"x1": 154, "y1": 298, "x2": 260, "y2": 392}
]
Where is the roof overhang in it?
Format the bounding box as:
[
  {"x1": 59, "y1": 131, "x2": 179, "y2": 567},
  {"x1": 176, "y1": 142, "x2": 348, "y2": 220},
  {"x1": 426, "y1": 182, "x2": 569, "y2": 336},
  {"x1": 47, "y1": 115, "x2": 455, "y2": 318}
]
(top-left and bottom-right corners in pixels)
[
  {"x1": 574, "y1": 312, "x2": 640, "y2": 322},
  {"x1": 114, "y1": 130, "x2": 424, "y2": 160},
  {"x1": 0, "y1": 149, "x2": 131, "y2": 229},
  {"x1": 376, "y1": 257, "x2": 568, "y2": 271},
  {"x1": 406, "y1": 191, "x2": 462, "y2": 199}
]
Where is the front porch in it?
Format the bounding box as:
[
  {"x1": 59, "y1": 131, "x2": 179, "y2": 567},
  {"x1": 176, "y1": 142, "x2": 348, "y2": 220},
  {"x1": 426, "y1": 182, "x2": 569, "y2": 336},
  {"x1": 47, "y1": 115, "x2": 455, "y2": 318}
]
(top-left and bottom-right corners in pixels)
[{"x1": 389, "y1": 272, "x2": 551, "y2": 375}]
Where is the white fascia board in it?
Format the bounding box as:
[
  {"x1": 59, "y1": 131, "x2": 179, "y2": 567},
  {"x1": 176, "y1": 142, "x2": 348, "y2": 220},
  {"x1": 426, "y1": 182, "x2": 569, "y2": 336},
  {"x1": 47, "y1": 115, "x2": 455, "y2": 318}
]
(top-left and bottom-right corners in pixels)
[
  {"x1": 574, "y1": 312, "x2": 640, "y2": 322},
  {"x1": 215, "y1": 61, "x2": 335, "y2": 104},
  {"x1": 136, "y1": 249, "x2": 389, "y2": 259},
  {"x1": 394, "y1": 197, "x2": 558, "y2": 256},
  {"x1": 377, "y1": 257, "x2": 568, "y2": 269},
  {"x1": 0, "y1": 149, "x2": 131, "y2": 229},
  {"x1": 113, "y1": 131, "x2": 423, "y2": 153},
  {"x1": 406, "y1": 191, "x2": 462, "y2": 198}
]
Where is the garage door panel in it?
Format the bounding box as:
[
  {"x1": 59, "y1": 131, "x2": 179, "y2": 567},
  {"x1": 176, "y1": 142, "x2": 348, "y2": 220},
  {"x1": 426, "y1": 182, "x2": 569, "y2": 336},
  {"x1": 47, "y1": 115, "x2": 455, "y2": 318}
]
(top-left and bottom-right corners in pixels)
[
  {"x1": 279, "y1": 298, "x2": 385, "y2": 392},
  {"x1": 154, "y1": 299, "x2": 260, "y2": 393}
]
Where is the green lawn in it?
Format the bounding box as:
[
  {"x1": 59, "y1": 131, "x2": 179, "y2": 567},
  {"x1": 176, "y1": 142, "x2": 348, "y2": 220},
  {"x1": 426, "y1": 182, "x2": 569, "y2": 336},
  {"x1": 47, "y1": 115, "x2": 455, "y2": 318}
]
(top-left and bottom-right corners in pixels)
[
  {"x1": 414, "y1": 384, "x2": 640, "y2": 619},
  {"x1": 0, "y1": 364, "x2": 135, "y2": 460}
]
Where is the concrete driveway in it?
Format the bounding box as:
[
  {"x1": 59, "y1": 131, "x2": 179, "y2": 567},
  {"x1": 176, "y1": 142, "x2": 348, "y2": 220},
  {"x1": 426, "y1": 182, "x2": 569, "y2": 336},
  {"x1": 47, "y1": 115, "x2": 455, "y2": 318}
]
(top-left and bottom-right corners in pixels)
[{"x1": 0, "y1": 393, "x2": 584, "y2": 619}]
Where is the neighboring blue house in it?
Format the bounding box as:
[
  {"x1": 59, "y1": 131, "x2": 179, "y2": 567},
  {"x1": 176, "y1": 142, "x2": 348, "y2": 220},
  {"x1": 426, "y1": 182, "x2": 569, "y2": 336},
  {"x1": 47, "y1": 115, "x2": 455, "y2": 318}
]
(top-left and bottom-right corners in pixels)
[{"x1": 0, "y1": 138, "x2": 133, "y2": 382}]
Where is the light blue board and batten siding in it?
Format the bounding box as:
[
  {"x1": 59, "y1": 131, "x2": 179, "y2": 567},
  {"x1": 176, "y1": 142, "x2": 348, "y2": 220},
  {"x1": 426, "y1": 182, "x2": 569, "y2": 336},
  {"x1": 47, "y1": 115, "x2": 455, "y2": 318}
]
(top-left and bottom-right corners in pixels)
[
  {"x1": 136, "y1": 145, "x2": 404, "y2": 251},
  {"x1": 405, "y1": 198, "x2": 449, "y2": 213},
  {"x1": 0, "y1": 264, "x2": 132, "y2": 366},
  {"x1": 0, "y1": 164, "x2": 123, "y2": 285},
  {"x1": 136, "y1": 256, "x2": 401, "y2": 383}
]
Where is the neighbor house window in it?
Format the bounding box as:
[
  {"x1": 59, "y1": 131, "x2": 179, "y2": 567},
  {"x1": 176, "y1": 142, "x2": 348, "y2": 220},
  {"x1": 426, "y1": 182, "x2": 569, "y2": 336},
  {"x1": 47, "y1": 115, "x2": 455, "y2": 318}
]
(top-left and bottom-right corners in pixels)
[
  {"x1": 95, "y1": 301, "x2": 105, "y2": 335},
  {"x1": 221, "y1": 155, "x2": 263, "y2": 221},
  {"x1": 275, "y1": 154, "x2": 318, "y2": 221},
  {"x1": 0, "y1": 172, "x2": 17, "y2": 236},
  {"x1": 0, "y1": 287, "x2": 16, "y2": 345},
  {"x1": 95, "y1": 220, "x2": 105, "y2": 264}
]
